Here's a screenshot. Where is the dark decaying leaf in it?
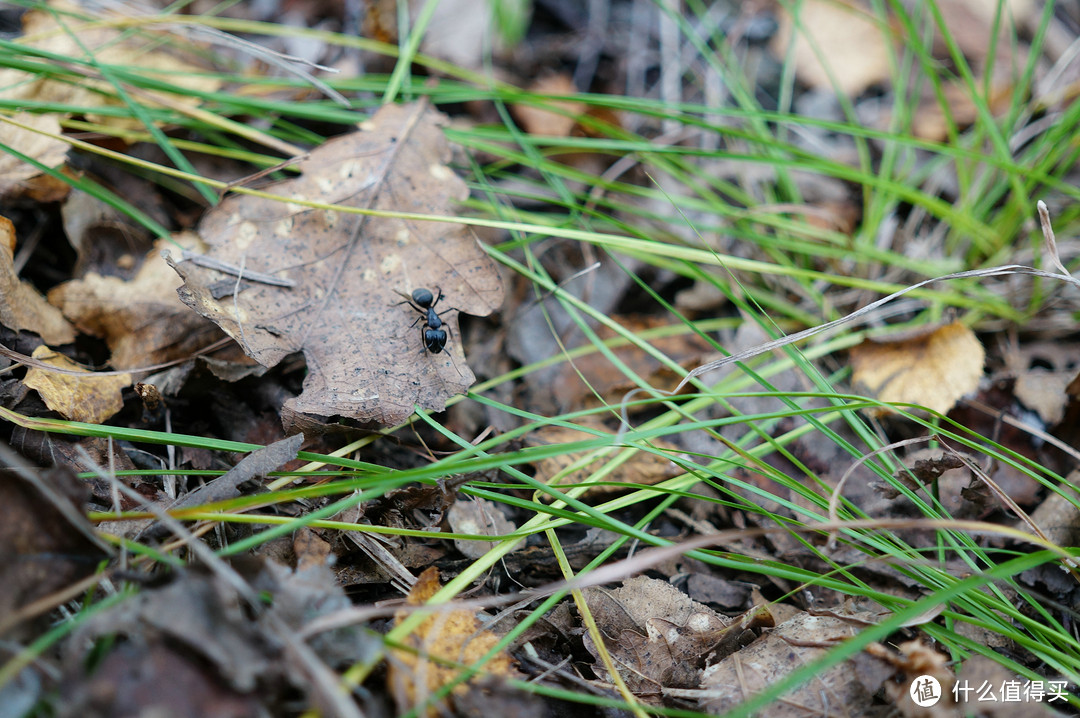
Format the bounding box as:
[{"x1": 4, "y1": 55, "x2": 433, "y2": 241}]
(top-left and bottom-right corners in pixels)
[
  {"x1": 582, "y1": 576, "x2": 771, "y2": 693},
  {"x1": 0, "y1": 459, "x2": 110, "y2": 642},
  {"x1": 699, "y1": 610, "x2": 893, "y2": 717},
  {"x1": 169, "y1": 101, "x2": 503, "y2": 427},
  {"x1": 139, "y1": 433, "x2": 305, "y2": 540},
  {"x1": 61, "y1": 640, "x2": 263, "y2": 718},
  {"x1": 63, "y1": 560, "x2": 379, "y2": 717}
]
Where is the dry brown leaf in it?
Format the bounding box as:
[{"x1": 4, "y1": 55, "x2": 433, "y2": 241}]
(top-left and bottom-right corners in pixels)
[
  {"x1": 0, "y1": 215, "x2": 76, "y2": 344},
  {"x1": 512, "y1": 75, "x2": 585, "y2": 137},
  {"x1": 583, "y1": 577, "x2": 772, "y2": 693},
  {"x1": 683, "y1": 573, "x2": 753, "y2": 613},
  {"x1": 699, "y1": 610, "x2": 892, "y2": 716},
  {"x1": 551, "y1": 315, "x2": 715, "y2": 409},
  {"x1": 23, "y1": 345, "x2": 131, "y2": 423},
  {"x1": 528, "y1": 418, "x2": 682, "y2": 500},
  {"x1": 911, "y1": 81, "x2": 1016, "y2": 141},
  {"x1": 63, "y1": 637, "x2": 264, "y2": 718},
  {"x1": 850, "y1": 321, "x2": 984, "y2": 417},
  {"x1": 49, "y1": 235, "x2": 225, "y2": 370},
  {"x1": 169, "y1": 101, "x2": 502, "y2": 427},
  {"x1": 0, "y1": 463, "x2": 108, "y2": 642},
  {"x1": 772, "y1": 0, "x2": 893, "y2": 97},
  {"x1": 293, "y1": 527, "x2": 333, "y2": 572},
  {"x1": 65, "y1": 559, "x2": 377, "y2": 716},
  {"x1": 388, "y1": 567, "x2": 518, "y2": 717}
]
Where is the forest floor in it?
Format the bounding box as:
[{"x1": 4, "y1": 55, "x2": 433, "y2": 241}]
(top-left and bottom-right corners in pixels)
[{"x1": 2, "y1": 1, "x2": 1080, "y2": 717}]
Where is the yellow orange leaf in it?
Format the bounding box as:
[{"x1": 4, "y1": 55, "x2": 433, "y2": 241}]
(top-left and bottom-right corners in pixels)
[
  {"x1": 23, "y1": 346, "x2": 131, "y2": 424},
  {"x1": 512, "y1": 74, "x2": 585, "y2": 137},
  {"x1": 772, "y1": 0, "x2": 893, "y2": 97},
  {"x1": 850, "y1": 321, "x2": 984, "y2": 416},
  {"x1": 388, "y1": 567, "x2": 517, "y2": 717}
]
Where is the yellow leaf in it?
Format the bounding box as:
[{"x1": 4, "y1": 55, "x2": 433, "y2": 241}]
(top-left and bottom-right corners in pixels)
[
  {"x1": 23, "y1": 346, "x2": 131, "y2": 423},
  {"x1": 850, "y1": 321, "x2": 984, "y2": 416},
  {"x1": 772, "y1": 0, "x2": 894, "y2": 97},
  {"x1": 388, "y1": 567, "x2": 517, "y2": 717}
]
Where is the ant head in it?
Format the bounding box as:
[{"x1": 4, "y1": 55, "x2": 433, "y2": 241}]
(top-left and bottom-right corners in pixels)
[{"x1": 412, "y1": 288, "x2": 435, "y2": 306}]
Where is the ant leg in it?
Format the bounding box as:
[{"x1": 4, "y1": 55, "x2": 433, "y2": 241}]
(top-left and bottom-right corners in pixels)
[
  {"x1": 395, "y1": 298, "x2": 423, "y2": 313},
  {"x1": 440, "y1": 326, "x2": 465, "y2": 378},
  {"x1": 392, "y1": 290, "x2": 425, "y2": 313}
]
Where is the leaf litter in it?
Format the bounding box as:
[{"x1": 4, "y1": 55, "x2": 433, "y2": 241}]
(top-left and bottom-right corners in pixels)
[
  {"x1": 169, "y1": 101, "x2": 503, "y2": 428},
  {"x1": 49, "y1": 234, "x2": 227, "y2": 371}
]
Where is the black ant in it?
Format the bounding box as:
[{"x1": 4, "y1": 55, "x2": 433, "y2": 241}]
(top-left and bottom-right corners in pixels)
[{"x1": 394, "y1": 287, "x2": 451, "y2": 354}]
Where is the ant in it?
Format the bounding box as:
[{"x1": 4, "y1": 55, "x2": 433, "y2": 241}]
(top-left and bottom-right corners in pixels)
[{"x1": 394, "y1": 287, "x2": 451, "y2": 354}]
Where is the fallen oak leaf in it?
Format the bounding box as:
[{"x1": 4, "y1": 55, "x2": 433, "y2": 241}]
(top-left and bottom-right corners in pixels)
[{"x1": 168, "y1": 101, "x2": 502, "y2": 427}]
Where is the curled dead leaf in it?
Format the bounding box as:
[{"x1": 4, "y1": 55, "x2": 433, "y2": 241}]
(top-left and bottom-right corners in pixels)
[
  {"x1": 49, "y1": 235, "x2": 225, "y2": 370},
  {"x1": 23, "y1": 346, "x2": 131, "y2": 423},
  {"x1": 0, "y1": 215, "x2": 75, "y2": 344}
]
